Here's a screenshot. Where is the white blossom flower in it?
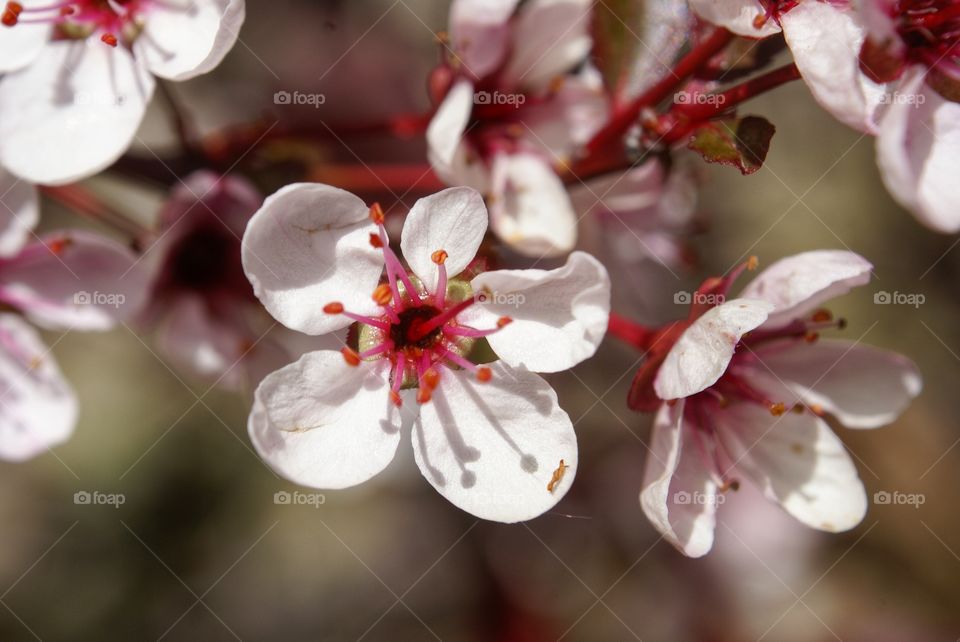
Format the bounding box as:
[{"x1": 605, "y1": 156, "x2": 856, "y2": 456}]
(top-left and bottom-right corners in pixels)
[
  {"x1": 426, "y1": 0, "x2": 607, "y2": 257},
  {"x1": 0, "y1": 167, "x2": 148, "y2": 459},
  {"x1": 242, "y1": 184, "x2": 610, "y2": 522},
  {"x1": 0, "y1": 0, "x2": 245, "y2": 185},
  {"x1": 632, "y1": 250, "x2": 921, "y2": 556}
]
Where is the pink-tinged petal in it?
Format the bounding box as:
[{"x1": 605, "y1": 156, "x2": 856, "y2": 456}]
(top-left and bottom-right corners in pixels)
[
  {"x1": 688, "y1": 0, "x2": 780, "y2": 38},
  {"x1": 746, "y1": 338, "x2": 922, "y2": 429},
  {"x1": 134, "y1": 0, "x2": 244, "y2": 81},
  {"x1": 241, "y1": 183, "x2": 383, "y2": 336},
  {"x1": 463, "y1": 251, "x2": 610, "y2": 373},
  {"x1": 0, "y1": 167, "x2": 38, "y2": 258},
  {"x1": 249, "y1": 350, "x2": 405, "y2": 489},
  {"x1": 715, "y1": 391, "x2": 867, "y2": 532},
  {"x1": 781, "y1": 2, "x2": 885, "y2": 134},
  {"x1": 877, "y1": 70, "x2": 960, "y2": 233},
  {"x1": 640, "y1": 401, "x2": 719, "y2": 558},
  {"x1": 501, "y1": 0, "x2": 593, "y2": 92},
  {"x1": 0, "y1": 1, "x2": 50, "y2": 73},
  {"x1": 740, "y1": 250, "x2": 872, "y2": 328},
  {"x1": 520, "y1": 66, "x2": 608, "y2": 160},
  {"x1": 0, "y1": 40, "x2": 154, "y2": 185},
  {"x1": 413, "y1": 362, "x2": 577, "y2": 522},
  {"x1": 449, "y1": 0, "x2": 519, "y2": 79},
  {"x1": 489, "y1": 152, "x2": 577, "y2": 257},
  {"x1": 426, "y1": 79, "x2": 476, "y2": 183},
  {"x1": 0, "y1": 230, "x2": 149, "y2": 331},
  {"x1": 0, "y1": 313, "x2": 76, "y2": 461},
  {"x1": 655, "y1": 298, "x2": 773, "y2": 400},
  {"x1": 158, "y1": 170, "x2": 262, "y2": 238},
  {"x1": 400, "y1": 187, "x2": 487, "y2": 292}
]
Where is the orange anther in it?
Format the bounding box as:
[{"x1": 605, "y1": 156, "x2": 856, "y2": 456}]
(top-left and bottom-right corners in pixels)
[
  {"x1": 496, "y1": 317, "x2": 513, "y2": 328},
  {"x1": 804, "y1": 332, "x2": 819, "y2": 343},
  {"x1": 811, "y1": 308, "x2": 832, "y2": 323},
  {"x1": 768, "y1": 402, "x2": 786, "y2": 416},
  {"x1": 476, "y1": 367, "x2": 492, "y2": 382},
  {"x1": 369, "y1": 233, "x2": 383, "y2": 248},
  {"x1": 341, "y1": 347, "x2": 361, "y2": 366},
  {"x1": 746, "y1": 255, "x2": 759, "y2": 270},
  {"x1": 423, "y1": 368, "x2": 440, "y2": 390},
  {"x1": 369, "y1": 202, "x2": 385, "y2": 225},
  {"x1": 431, "y1": 249, "x2": 448, "y2": 265},
  {"x1": 417, "y1": 387, "x2": 432, "y2": 404},
  {"x1": 372, "y1": 284, "x2": 393, "y2": 306},
  {"x1": 101, "y1": 33, "x2": 118, "y2": 47},
  {"x1": 390, "y1": 390, "x2": 403, "y2": 407},
  {"x1": 323, "y1": 302, "x2": 344, "y2": 314}
]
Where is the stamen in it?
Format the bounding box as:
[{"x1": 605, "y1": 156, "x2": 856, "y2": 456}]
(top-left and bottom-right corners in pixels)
[
  {"x1": 323, "y1": 302, "x2": 344, "y2": 314},
  {"x1": 323, "y1": 301, "x2": 390, "y2": 330},
  {"x1": 416, "y1": 387, "x2": 433, "y2": 404},
  {"x1": 341, "y1": 347, "x2": 361, "y2": 367},
  {"x1": 433, "y1": 249, "x2": 448, "y2": 308},
  {"x1": 369, "y1": 202, "x2": 385, "y2": 225},
  {"x1": 768, "y1": 401, "x2": 787, "y2": 416},
  {"x1": 369, "y1": 233, "x2": 383, "y2": 248},
  {"x1": 372, "y1": 284, "x2": 393, "y2": 306},
  {"x1": 408, "y1": 297, "x2": 476, "y2": 341},
  {"x1": 476, "y1": 366, "x2": 492, "y2": 382},
  {"x1": 2, "y1": 2, "x2": 22, "y2": 26},
  {"x1": 422, "y1": 367, "x2": 440, "y2": 390},
  {"x1": 101, "y1": 33, "x2": 118, "y2": 47}
]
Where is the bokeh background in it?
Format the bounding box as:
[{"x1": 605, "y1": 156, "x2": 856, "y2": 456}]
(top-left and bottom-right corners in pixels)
[{"x1": 2, "y1": 1, "x2": 959, "y2": 640}]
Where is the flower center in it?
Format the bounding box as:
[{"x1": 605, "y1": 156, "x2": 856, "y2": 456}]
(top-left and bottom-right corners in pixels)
[
  {"x1": 390, "y1": 305, "x2": 444, "y2": 350},
  {"x1": 2, "y1": 0, "x2": 149, "y2": 48},
  {"x1": 894, "y1": 0, "x2": 960, "y2": 70}
]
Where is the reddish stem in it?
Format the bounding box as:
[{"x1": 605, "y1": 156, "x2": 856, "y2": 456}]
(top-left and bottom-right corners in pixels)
[
  {"x1": 41, "y1": 185, "x2": 144, "y2": 239},
  {"x1": 671, "y1": 62, "x2": 801, "y2": 123},
  {"x1": 607, "y1": 313, "x2": 657, "y2": 350}
]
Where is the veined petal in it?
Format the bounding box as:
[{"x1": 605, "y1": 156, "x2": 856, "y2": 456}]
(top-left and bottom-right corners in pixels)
[
  {"x1": 249, "y1": 350, "x2": 405, "y2": 489},
  {"x1": 241, "y1": 183, "x2": 383, "y2": 335},
  {"x1": 781, "y1": 1, "x2": 885, "y2": 134},
  {"x1": 688, "y1": 0, "x2": 780, "y2": 38},
  {"x1": 501, "y1": 0, "x2": 592, "y2": 92},
  {"x1": 463, "y1": 251, "x2": 610, "y2": 373},
  {"x1": 0, "y1": 313, "x2": 76, "y2": 461},
  {"x1": 400, "y1": 186, "x2": 487, "y2": 292},
  {"x1": 426, "y1": 79, "x2": 475, "y2": 182},
  {"x1": 412, "y1": 363, "x2": 577, "y2": 522},
  {"x1": 134, "y1": 0, "x2": 245, "y2": 81},
  {"x1": 449, "y1": 0, "x2": 519, "y2": 79},
  {"x1": 0, "y1": 230, "x2": 149, "y2": 330},
  {"x1": 489, "y1": 152, "x2": 577, "y2": 257},
  {"x1": 739, "y1": 250, "x2": 872, "y2": 328},
  {"x1": 0, "y1": 40, "x2": 154, "y2": 185},
  {"x1": 746, "y1": 339, "x2": 922, "y2": 429},
  {"x1": 640, "y1": 401, "x2": 719, "y2": 558},
  {"x1": 654, "y1": 298, "x2": 773, "y2": 400},
  {"x1": 876, "y1": 70, "x2": 960, "y2": 233},
  {"x1": 0, "y1": 167, "x2": 38, "y2": 258}
]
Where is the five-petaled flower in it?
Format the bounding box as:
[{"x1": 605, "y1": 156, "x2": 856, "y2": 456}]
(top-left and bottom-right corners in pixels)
[
  {"x1": 241, "y1": 184, "x2": 611, "y2": 522},
  {"x1": 618, "y1": 250, "x2": 921, "y2": 556},
  {"x1": 0, "y1": 0, "x2": 245, "y2": 184}
]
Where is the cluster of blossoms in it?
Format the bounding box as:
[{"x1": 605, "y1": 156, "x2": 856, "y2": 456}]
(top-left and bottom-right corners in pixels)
[{"x1": 0, "y1": 0, "x2": 935, "y2": 552}]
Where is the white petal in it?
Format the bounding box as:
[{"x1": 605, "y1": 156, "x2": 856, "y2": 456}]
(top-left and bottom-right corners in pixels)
[
  {"x1": 520, "y1": 67, "x2": 608, "y2": 160},
  {"x1": 241, "y1": 183, "x2": 383, "y2": 335},
  {"x1": 747, "y1": 339, "x2": 922, "y2": 429},
  {"x1": 0, "y1": 40, "x2": 154, "y2": 185},
  {"x1": 463, "y1": 251, "x2": 610, "y2": 373},
  {"x1": 0, "y1": 167, "x2": 38, "y2": 258},
  {"x1": 249, "y1": 350, "x2": 404, "y2": 489},
  {"x1": 134, "y1": 0, "x2": 245, "y2": 80},
  {"x1": 688, "y1": 0, "x2": 780, "y2": 38},
  {"x1": 640, "y1": 401, "x2": 719, "y2": 558},
  {"x1": 449, "y1": 0, "x2": 518, "y2": 79},
  {"x1": 781, "y1": 2, "x2": 884, "y2": 134},
  {"x1": 426, "y1": 79, "x2": 475, "y2": 182},
  {"x1": 654, "y1": 298, "x2": 773, "y2": 400},
  {"x1": 489, "y1": 152, "x2": 577, "y2": 257},
  {"x1": 400, "y1": 186, "x2": 487, "y2": 292},
  {"x1": 0, "y1": 314, "x2": 76, "y2": 461},
  {"x1": 501, "y1": 0, "x2": 592, "y2": 91},
  {"x1": 740, "y1": 250, "x2": 872, "y2": 328},
  {"x1": 876, "y1": 70, "x2": 960, "y2": 233},
  {"x1": 0, "y1": 230, "x2": 150, "y2": 330},
  {"x1": 413, "y1": 363, "x2": 577, "y2": 522},
  {"x1": 0, "y1": 3, "x2": 50, "y2": 73},
  {"x1": 715, "y1": 394, "x2": 867, "y2": 532}
]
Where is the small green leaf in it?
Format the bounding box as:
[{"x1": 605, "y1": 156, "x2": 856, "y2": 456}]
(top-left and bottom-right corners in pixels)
[{"x1": 687, "y1": 115, "x2": 775, "y2": 175}]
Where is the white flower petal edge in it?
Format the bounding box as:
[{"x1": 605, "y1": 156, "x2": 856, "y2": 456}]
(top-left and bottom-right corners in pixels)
[
  {"x1": 412, "y1": 362, "x2": 577, "y2": 523},
  {"x1": 746, "y1": 339, "x2": 922, "y2": 429},
  {"x1": 716, "y1": 383, "x2": 868, "y2": 532},
  {"x1": 781, "y1": 2, "x2": 885, "y2": 134},
  {"x1": 739, "y1": 250, "x2": 873, "y2": 329},
  {"x1": 876, "y1": 69, "x2": 960, "y2": 233},
  {"x1": 464, "y1": 251, "x2": 611, "y2": 373},
  {"x1": 0, "y1": 313, "x2": 77, "y2": 461},
  {"x1": 0, "y1": 40, "x2": 156, "y2": 185},
  {"x1": 427, "y1": 79, "x2": 475, "y2": 182},
  {"x1": 241, "y1": 183, "x2": 383, "y2": 335},
  {"x1": 400, "y1": 187, "x2": 488, "y2": 292},
  {"x1": 687, "y1": 0, "x2": 780, "y2": 38},
  {"x1": 133, "y1": 0, "x2": 246, "y2": 81},
  {"x1": 249, "y1": 350, "x2": 406, "y2": 489},
  {"x1": 654, "y1": 298, "x2": 774, "y2": 400},
  {"x1": 449, "y1": 0, "x2": 519, "y2": 79},
  {"x1": 489, "y1": 153, "x2": 577, "y2": 257},
  {"x1": 640, "y1": 401, "x2": 719, "y2": 558},
  {"x1": 0, "y1": 168, "x2": 38, "y2": 258}
]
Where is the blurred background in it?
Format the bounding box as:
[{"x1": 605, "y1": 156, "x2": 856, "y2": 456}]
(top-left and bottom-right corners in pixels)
[{"x1": 2, "y1": 1, "x2": 959, "y2": 640}]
